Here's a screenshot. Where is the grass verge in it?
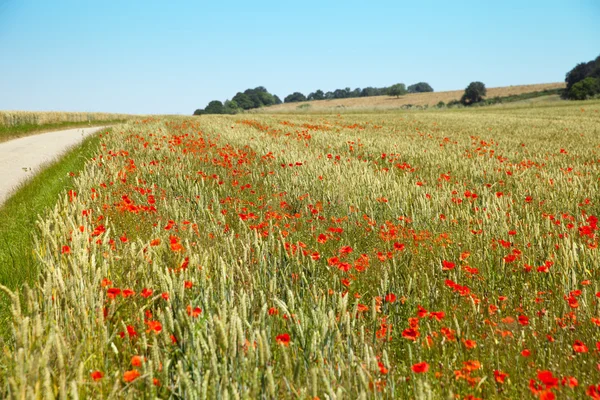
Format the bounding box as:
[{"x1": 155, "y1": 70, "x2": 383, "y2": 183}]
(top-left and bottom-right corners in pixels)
[
  {"x1": 0, "y1": 119, "x2": 125, "y2": 143},
  {"x1": 0, "y1": 128, "x2": 108, "y2": 339}
]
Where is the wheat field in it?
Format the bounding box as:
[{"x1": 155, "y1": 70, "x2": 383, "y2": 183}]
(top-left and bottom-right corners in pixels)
[
  {"x1": 263, "y1": 83, "x2": 566, "y2": 113},
  {"x1": 1, "y1": 99, "x2": 599, "y2": 399}
]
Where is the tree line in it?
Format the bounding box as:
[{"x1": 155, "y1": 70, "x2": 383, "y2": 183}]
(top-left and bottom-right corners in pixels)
[
  {"x1": 563, "y1": 54, "x2": 600, "y2": 100},
  {"x1": 193, "y1": 82, "x2": 434, "y2": 114}
]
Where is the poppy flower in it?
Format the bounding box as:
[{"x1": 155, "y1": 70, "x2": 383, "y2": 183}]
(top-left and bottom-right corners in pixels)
[
  {"x1": 122, "y1": 289, "x2": 135, "y2": 298},
  {"x1": 442, "y1": 260, "x2": 455, "y2": 271},
  {"x1": 106, "y1": 288, "x2": 121, "y2": 299},
  {"x1": 573, "y1": 340, "x2": 588, "y2": 353},
  {"x1": 126, "y1": 325, "x2": 137, "y2": 337},
  {"x1": 187, "y1": 305, "x2": 202, "y2": 318},
  {"x1": 411, "y1": 362, "x2": 429, "y2": 373},
  {"x1": 141, "y1": 288, "x2": 153, "y2": 298},
  {"x1": 61, "y1": 245, "x2": 70, "y2": 254},
  {"x1": 385, "y1": 293, "x2": 397, "y2": 303},
  {"x1": 276, "y1": 333, "x2": 291, "y2": 346},
  {"x1": 161, "y1": 292, "x2": 170, "y2": 300},
  {"x1": 90, "y1": 371, "x2": 104, "y2": 381},
  {"x1": 123, "y1": 369, "x2": 140, "y2": 382},
  {"x1": 521, "y1": 349, "x2": 531, "y2": 357},
  {"x1": 378, "y1": 361, "x2": 388, "y2": 374},
  {"x1": 146, "y1": 320, "x2": 162, "y2": 334},
  {"x1": 131, "y1": 355, "x2": 143, "y2": 367},
  {"x1": 402, "y1": 328, "x2": 419, "y2": 341},
  {"x1": 518, "y1": 315, "x2": 530, "y2": 326},
  {"x1": 494, "y1": 370, "x2": 508, "y2": 384},
  {"x1": 184, "y1": 281, "x2": 193, "y2": 289}
]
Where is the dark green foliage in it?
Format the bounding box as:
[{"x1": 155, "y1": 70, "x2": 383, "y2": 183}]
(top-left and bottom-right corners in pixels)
[
  {"x1": 223, "y1": 100, "x2": 241, "y2": 114},
  {"x1": 436, "y1": 101, "x2": 445, "y2": 108},
  {"x1": 460, "y1": 82, "x2": 487, "y2": 105},
  {"x1": 232, "y1": 92, "x2": 255, "y2": 110},
  {"x1": 408, "y1": 82, "x2": 434, "y2": 93},
  {"x1": 274, "y1": 95, "x2": 283, "y2": 105},
  {"x1": 564, "y1": 55, "x2": 600, "y2": 99},
  {"x1": 388, "y1": 83, "x2": 407, "y2": 98},
  {"x1": 308, "y1": 90, "x2": 325, "y2": 101},
  {"x1": 568, "y1": 77, "x2": 600, "y2": 100},
  {"x1": 284, "y1": 92, "x2": 307, "y2": 103},
  {"x1": 204, "y1": 100, "x2": 224, "y2": 114},
  {"x1": 193, "y1": 109, "x2": 205, "y2": 116}
]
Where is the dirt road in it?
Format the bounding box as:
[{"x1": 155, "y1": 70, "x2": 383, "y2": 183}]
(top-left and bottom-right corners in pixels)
[{"x1": 0, "y1": 126, "x2": 106, "y2": 205}]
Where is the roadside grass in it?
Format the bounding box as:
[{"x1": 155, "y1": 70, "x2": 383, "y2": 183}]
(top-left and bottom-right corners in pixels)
[
  {"x1": 0, "y1": 120, "x2": 124, "y2": 143},
  {"x1": 0, "y1": 128, "x2": 108, "y2": 339}
]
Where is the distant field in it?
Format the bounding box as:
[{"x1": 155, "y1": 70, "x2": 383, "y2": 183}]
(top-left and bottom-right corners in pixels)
[
  {"x1": 262, "y1": 82, "x2": 565, "y2": 113},
  {"x1": 0, "y1": 111, "x2": 135, "y2": 142}
]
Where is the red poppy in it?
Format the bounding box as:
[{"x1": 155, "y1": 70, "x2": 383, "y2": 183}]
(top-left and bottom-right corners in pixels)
[
  {"x1": 184, "y1": 281, "x2": 193, "y2": 289},
  {"x1": 385, "y1": 293, "x2": 397, "y2": 303},
  {"x1": 573, "y1": 340, "x2": 588, "y2": 353},
  {"x1": 442, "y1": 260, "x2": 455, "y2": 271},
  {"x1": 90, "y1": 371, "x2": 104, "y2": 381},
  {"x1": 411, "y1": 362, "x2": 429, "y2": 373},
  {"x1": 141, "y1": 288, "x2": 153, "y2": 298},
  {"x1": 106, "y1": 288, "x2": 121, "y2": 299},
  {"x1": 276, "y1": 333, "x2": 291, "y2": 346},
  {"x1": 126, "y1": 325, "x2": 137, "y2": 337},
  {"x1": 402, "y1": 328, "x2": 419, "y2": 341},
  {"x1": 122, "y1": 289, "x2": 135, "y2": 298},
  {"x1": 161, "y1": 292, "x2": 170, "y2": 300},
  {"x1": 521, "y1": 349, "x2": 531, "y2": 357},
  {"x1": 393, "y1": 242, "x2": 405, "y2": 251},
  {"x1": 61, "y1": 245, "x2": 70, "y2": 254},
  {"x1": 187, "y1": 305, "x2": 202, "y2": 318},
  {"x1": 378, "y1": 361, "x2": 388, "y2": 374},
  {"x1": 518, "y1": 315, "x2": 529, "y2": 326},
  {"x1": 123, "y1": 369, "x2": 140, "y2": 382},
  {"x1": 146, "y1": 320, "x2": 162, "y2": 334},
  {"x1": 494, "y1": 370, "x2": 508, "y2": 384},
  {"x1": 131, "y1": 355, "x2": 143, "y2": 367}
]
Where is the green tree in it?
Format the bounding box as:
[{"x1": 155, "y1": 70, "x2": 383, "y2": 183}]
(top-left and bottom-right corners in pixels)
[
  {"x1": 308, "y1": 90, "x2": 325, "y2": 101},
  {"x1": 460, "y1": 82, "x2": 486, "y2": 105},
  {"x1": 273, "y1": 95, "x2": 283, "y2": 105},
  {"x1": 568, "y1": 77, "x2": 600, "y2": 100},
  {"x1": 284, "y1": 92, "x2": 307, "y2": 103},
  {"x1": 205, "y1": 100, "x2": 224, "y2": 114},
  {"x1": 564, "y1": 55, "x2": 600, "y2": 99},
  {"x1": 408, "y1": 82, "x2": 434, "y2": 93},
  {"x1": 223, "y1": 100, "x2": 240, "y2": 114},
  {"x1": 193, "y1": 109, "x2": 205, "y2": 116},
  {"x1": 388, "y1": 83, "x2": 407, "y2": 98},
  {"x1": 232, "y1": 92, "x2": 255, "y2": 110}
]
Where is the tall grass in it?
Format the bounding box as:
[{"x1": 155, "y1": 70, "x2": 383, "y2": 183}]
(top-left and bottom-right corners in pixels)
[
  {"x1": 0, "y1": 102, "x2": 599, "y2": 398},
  {"x1": 0, "y1": 111, "x2": 132, "y2": 127}
]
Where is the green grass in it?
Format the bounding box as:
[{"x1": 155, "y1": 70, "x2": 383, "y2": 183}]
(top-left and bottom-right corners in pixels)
[
  {"x1": 0, "y1": 128, "x2": 108, "y2": 340},
  {"x1": 0, "y1": 119, "x2": 125, "y2": 143}
]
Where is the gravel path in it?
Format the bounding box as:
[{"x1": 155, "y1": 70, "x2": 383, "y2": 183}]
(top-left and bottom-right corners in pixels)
[{"x1": 0, "y1": 126, "x2": 106, "y2": 206}]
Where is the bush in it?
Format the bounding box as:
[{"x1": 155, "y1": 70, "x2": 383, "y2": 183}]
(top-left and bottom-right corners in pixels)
[
  {"x1": 284, "y1": 92, "x2": 307, "y2": 103},
  {"x1": 564, "y1": 55, "x2": 600, "y2": 99},
  {"x1": 436, "y1": 101, "x2": 445, "y2": 108},
  {"x1": 569, "y1": 77, "x2": 600, "y2": 100},
  {"x1": 408, "y1": 82, "x2": 434, "y2": 93},
  {"x1": 205, "y1": 100, "x2": 224, "y2": 114},
  {"x1": 388, "y1": 83, "x2": 407, "y2": 98},
  {"x1": 460, "y1": 82, "x2": 487, "y2": 105}
]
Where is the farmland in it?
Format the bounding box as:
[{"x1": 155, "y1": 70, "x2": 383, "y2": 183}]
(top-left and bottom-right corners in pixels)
[
  {"x1": 263, "y1": 83, "x2": 565, "y2": 113},
  {"x1": 1, "y1": 100, "x2": 599, "y2": 399}
]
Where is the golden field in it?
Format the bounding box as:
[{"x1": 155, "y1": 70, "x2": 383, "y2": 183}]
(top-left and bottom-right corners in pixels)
[{"x1": 262, "y1": 82, "x2": 566, "y2": 113}]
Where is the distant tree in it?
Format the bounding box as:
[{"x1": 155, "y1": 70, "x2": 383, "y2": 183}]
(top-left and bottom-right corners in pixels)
[
  {"x1": 308, "y1": 90, "x2": 325, "y2": 101},
  {"x1": 333, "y1": 89, "x2": 347, "y2": 99},
  {"x1": 284, "y1": 92, "x2": 307, "y2": 103},
  {"x1": 324, "y1": 91, "x2": 334, "y2": 100},
  {"x1": 408, "y1": 82, "x2": 434, "y2": 93},
  {"x1": 568, "y1": 77, "x2": 600, "y2": 100},
  {"x1": 273, "y1": 95, "x2": 283, "y2": 105},
  {"x1": 205, "y1": 100, "x2": 224, "y2": 114},
  {"x1": 351, "y1": 88, "x2": 362, "y2": 97},
  {"x1": 223, "y1": 99, "x2": 240, "y2": 114},
  {"x1": 193, "y1": 109, "x2": 205, "y2": 116},
  {"x1": 564, "y1": 55, "x2": 600, "y2": 99},
  {"x1": 243, "y1": 89, "x2": 263, "y2": 108},
  {"x1": 232, "y1": 92, "x2": 255, "y2": 110},
  {"x1": 460, "y1": 82, "x2": 487, "y2": 105},
  {"x1": 360, "y1": 87, "x2": 377, "y2": 97},
  {"x1": 253, "y1": 87, "x2": 276, "y2": 106},
  {"x1": 388, "y1": 83, "x2": 407, "y2": 98}
]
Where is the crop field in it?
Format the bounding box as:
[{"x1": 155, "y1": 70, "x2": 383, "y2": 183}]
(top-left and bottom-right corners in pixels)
[
  {"x1": 263, "y1": 83, "x2": 565, "y2": 113},
  {"x1": 1, "y1": 101, "x2": 599, "y2": 399}
]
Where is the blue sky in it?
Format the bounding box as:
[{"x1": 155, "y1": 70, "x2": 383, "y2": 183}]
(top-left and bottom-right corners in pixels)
[{"x1": 0, "y1": 0, "x2": 598, "y2": 115}]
